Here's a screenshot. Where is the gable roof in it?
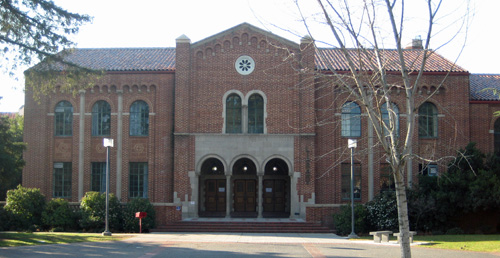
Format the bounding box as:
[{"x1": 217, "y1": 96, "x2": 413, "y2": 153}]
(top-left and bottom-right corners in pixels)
[
  {"x1": 29, "y1": 23, "x2": 467, "y2": 74},
  {"x1": 34, "y1": 48, "x2": 176, "y2": 72},
  {"x1": 316, "y1": 48, "x2": 467, "y2": 73},
  {"x1": 470, "y1": 74, "x2": 500, "y2": 101},
  {"x1": 192, "y1": 22, "x2": 299, "y2": 49},
  {"x1": 35, "y1": 46, "x2": 465, "y2": 74}
]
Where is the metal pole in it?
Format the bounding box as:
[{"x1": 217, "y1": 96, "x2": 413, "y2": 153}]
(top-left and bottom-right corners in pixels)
[
  {"x1": 348, "y1": 145, "x2": 358, "y2": 238},
  {"x1": 102, "y1": 145, "x2": 112, "y2": 236}
]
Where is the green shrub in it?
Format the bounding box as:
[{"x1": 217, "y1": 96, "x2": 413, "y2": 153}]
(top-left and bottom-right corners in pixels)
[
  {"x1": 123, "y1": 198, "x2": 156, "y2": 232},
  {"x1": 446, "y1": 227, "x2": 465, "y2": 235},
  {"x1": 333, "y1": 204, "x2": 368, "y2": 236},
  {"x1": 4, "y1": 185, "x2": 46, "y2": 230},
  {"x1": 42, "y1": 198, "x2": 77, "y2": 231},
  {"x1": 0, "y1": 205, "x2": 13, "y2": 231},
  {"x1": 79, "y1": 192, "x2": 122, "y2": 232},
  {"x1": 366, "y1": 191, "x2": 399, "y2": 231}
]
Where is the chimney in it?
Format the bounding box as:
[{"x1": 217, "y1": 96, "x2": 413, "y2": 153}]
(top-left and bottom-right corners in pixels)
[{"x1": 406, "y1": 36, "x2": 423, "y2": 49}]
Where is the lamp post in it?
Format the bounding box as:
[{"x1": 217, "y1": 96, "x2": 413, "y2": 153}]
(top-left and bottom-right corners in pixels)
[
  {"x1": 102, "y1": 138, "x2": 114, "y2": 236},
  {"x1": 347, "y1": 139, "x2": 359, "y2": 239}
]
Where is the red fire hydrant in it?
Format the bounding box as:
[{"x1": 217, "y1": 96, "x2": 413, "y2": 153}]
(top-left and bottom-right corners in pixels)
[{"x1": 135, "y1": 212, "x2": 147, "y2": 233}]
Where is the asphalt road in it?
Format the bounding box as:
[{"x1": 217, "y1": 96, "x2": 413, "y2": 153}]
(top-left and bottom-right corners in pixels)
[{"x1": 0, "y1": 233, "x2": 498, "y2": 258}]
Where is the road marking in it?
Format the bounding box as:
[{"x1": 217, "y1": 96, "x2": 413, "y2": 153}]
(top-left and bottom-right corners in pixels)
[{"x1": 303, "y1": 243, "x2": 326, "y2": 258}]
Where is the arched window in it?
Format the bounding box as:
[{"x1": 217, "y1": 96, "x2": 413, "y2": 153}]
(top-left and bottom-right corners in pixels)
[
  {"x1": 418, "y1": 102, "x2": 438, "y2": 138},
  {"x1": 130, "y1": 100, "x2": 149, "y2": 136},
  {"x1": 248, "y1": 94, "x2": 264, "y2": 134},
  {"x1": 92, "y1": 100, "x2": 111, "y2": 136},
  {"x1": 55, "y1": 101, "x2": 73, "y2": 136},
  {"x1": 341, "y1": 102, "x2": 361, "y2": 137},
  {"x1": 381, "y1": 102, "x2": 399, "y2": 137},
  {"x1": 226, "y1": 94, "x2": 242, "y2": 133},
  {"x1": 494, "y1": 118, "x2": 500, "y2": 154}
]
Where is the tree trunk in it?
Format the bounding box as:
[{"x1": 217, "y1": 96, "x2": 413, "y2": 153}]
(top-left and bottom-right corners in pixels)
[{"x1": 395, "y1": 168, "x2": 412, "y2": 258}]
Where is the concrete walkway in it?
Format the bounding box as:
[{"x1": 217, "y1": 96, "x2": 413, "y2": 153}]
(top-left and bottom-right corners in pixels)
[{"x1": 0, "y1": 233, "x2": 498, "y2": 258}]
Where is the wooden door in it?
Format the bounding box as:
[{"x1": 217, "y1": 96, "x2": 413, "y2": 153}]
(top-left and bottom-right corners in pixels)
[
  {"x1": 234, "y1": 179, "x2": 256, "y2": 212},
  {"x1": 205, "y1": 179, "x2": 226, "y2": 212},
  {"x1": 263, "y1": 179, "x2": 286, "y2": 212},
  {"x1": 274, "y1": 180, "x2": 285, "y2": 212}
]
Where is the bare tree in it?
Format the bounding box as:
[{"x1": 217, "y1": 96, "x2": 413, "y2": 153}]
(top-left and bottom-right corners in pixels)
[{"x1": 293, "y1": 0, "x2": 471, "y2": 257}]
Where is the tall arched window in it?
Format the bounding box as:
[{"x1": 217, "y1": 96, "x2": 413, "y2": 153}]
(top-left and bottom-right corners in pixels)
[
  {"x1": 248, "y1": 94, "x2": 264, "y2": 134},
  {"x1": 92, "y1": 100, "x2": 111, "y2": 136},
  {"x1": 55, "y1": 101, "x2": 73, "y2": 136},
  {"x1": 341, "y1": 102, "x2": 361, "y2": 137},
  {"x1": 494, "y1": 119, "x2": 500, "y2": 155},
  {"x1": 418, "y1": 102, "x2": 438, "y2": 138},
  {"x1": 381, "y1": 102, "x2": 399, "y2": 137},
  {"x1": 226, "y1": 94, "x2": 242, "y2": 133},
  {"x1": 130, "y1": 100, "x2": 149, "y2": 136}
]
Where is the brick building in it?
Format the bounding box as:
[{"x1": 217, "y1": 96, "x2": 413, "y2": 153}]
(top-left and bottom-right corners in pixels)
[{"x1": 22, "y1": 23, "x2": 499, "y2": 227}]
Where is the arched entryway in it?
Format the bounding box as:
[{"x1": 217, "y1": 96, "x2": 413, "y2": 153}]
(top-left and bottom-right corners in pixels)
[
  {"x1": 199, "y1": 158, "x2": 226, "y2": 217},
  {"x1": 232, "y1": 158, "x2": 257, "y2": 217},
  {"x1": 263, "y1": 158, "x2": 290, "y2": 218}
]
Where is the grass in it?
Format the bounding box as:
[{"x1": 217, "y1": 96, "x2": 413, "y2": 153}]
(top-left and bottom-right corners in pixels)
[
  {"x1": 0, "y1": 232, "x2": 133, "y2": 247},
  {"x1": 353, "y1": 234, "x2": 500, "y2": 253},
  {"x1": 414, "y1": 234, "x2": 500, "y2": 253}
]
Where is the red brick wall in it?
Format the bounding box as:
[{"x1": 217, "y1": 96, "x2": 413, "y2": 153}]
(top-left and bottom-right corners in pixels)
[
  {"x1": 23, "y1": 72, "x2": 175, "y2": 204},
  {"x1": 470, "y1": 103, "x2": 500, "y2": 154},
  {"x1": 306, "y1": 206, "x2": 340, "y2": 228},
  {"x1": 154, "y1": 205, "x2": 182, "y2": 226},
  {"x1": 313, "y1": 73, "x2": 471, "y2": 204}
]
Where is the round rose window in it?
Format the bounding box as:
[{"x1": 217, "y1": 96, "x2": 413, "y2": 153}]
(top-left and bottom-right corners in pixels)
[{"x1": 235, "y1": 55, "x2": 255, "y2": 75}]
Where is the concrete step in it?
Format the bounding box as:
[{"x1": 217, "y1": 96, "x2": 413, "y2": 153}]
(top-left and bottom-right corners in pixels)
[{"x1": 151, "y1": 221, "x2": 334, "y2": 233}]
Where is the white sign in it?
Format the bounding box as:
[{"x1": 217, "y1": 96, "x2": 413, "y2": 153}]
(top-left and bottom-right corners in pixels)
[
  {"x1": 103, "y1": 138, "x2": 114, "y2": 147},
  {"x1": 266, "y1": 188, "x2": 273, "y2": 193},
  {"x1": 219, "y1": 188, "x2": 225, "y2": 192}
]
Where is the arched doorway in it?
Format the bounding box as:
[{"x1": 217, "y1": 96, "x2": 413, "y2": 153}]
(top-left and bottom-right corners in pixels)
[
  {"x1": 199, "y1": 158, "x2": 226, "y2": 217},
  {"x1": 263, "y1": 158, "x2": 290, "y2": 218},
  {"x1": 232, "y1": 158, "x2": 257, "y2": 217}
]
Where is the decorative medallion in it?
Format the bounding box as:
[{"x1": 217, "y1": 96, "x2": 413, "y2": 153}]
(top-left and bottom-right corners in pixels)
[
  {"x1": 55, "y1": 141, "x2": 71, "y2": 159},
  {"x1": 235, "y1": 55, "x2": 255, "y2": 75},
  {"x1": 133, "y1": 143, "x2": 145, "y2": 153},
  {"x1": 96, "y1": 144, "x2": 105, "y2": 153}
]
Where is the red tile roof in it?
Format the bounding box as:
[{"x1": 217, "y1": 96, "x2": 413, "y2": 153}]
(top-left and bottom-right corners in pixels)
[
  {"x1": 316, "y1": 48, "x2": 467, "y2": 73},
  {"x1": 37, "y1": 48, "x2": 176, "y2": 72},
  {"x1": 470, "y1": 74, "x2": 500, "y2": 101},
  {"x1": 35, "y1": 46, "x2": 466, "y2": 74}
]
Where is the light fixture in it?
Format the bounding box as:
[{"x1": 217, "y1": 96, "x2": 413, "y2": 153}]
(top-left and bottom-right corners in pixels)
[
  {"x1": 212, "y1": 166, "x2": 218, "y2": 171},
  {"x1": 102, "y1": 138, "x2": 114, "y2": 236},
  {"x1": 243, "y1": 166, "x2": 248, "y2": 171},
  {"x1": 273, "y1": 166, "x2": 278, "y2": 171},
  {"x1": 347, "y1": 138, "x2": 358, "y2": 239}
]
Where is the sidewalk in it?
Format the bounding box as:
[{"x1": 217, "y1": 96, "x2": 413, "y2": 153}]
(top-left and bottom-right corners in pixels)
[{"x1": 127, "y1": 232, "x2": 409, "y2": 245}]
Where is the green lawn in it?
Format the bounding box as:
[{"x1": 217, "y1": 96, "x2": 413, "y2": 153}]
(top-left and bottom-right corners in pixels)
[
  {"x1": 354, "y1": 234, "x2": 500, "y2": 253},
  {"x1": 0, "y1": 232, "x2": 133, "y2": 247},
  {"x1": 414, "y1": 235, "x2": 500, "y2": 253}
]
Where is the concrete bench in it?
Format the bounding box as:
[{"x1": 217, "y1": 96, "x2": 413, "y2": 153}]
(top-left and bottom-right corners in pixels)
[
  {"x1": 369, "y1": 231, "x2": 393, "y2": 243},
  {"x1": 393, "y1": 231, "x2": 417, "y2": 243}
]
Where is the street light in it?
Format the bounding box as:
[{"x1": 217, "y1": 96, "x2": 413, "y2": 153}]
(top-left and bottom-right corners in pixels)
[
  {"x1": 347, "y1": 139, "x2": 359, "y2": 239},
  {"x1": 102, "y1": 138, "x2": 114, "y2": 236}
]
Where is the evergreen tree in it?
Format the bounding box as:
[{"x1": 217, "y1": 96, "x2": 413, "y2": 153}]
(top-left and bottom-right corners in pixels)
[{"x1": 0, "y1": 115, "x2": 25, "y2": 200}]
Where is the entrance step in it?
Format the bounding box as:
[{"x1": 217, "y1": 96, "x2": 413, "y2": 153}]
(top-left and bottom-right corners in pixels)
[{"x1": 151, "y1": 221, "x2": 334, "y2": 233}]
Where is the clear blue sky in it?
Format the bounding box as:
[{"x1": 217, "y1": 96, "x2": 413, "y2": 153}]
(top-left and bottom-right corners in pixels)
[{"x1": 1, "y1": 0, "x2": 498, "y2": 112}]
